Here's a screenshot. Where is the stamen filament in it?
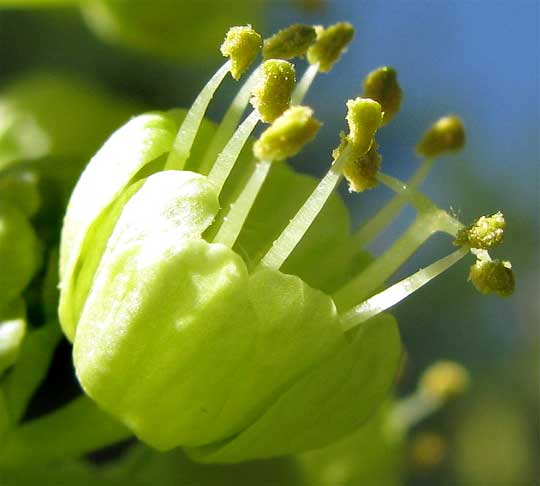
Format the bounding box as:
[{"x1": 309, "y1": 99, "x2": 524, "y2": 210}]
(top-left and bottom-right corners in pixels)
[
  {"x1": 334, "y1": 213, "x2": 438, "y2": 309},
  {"x1": 212, "y1": 161, "x2": 272, "y2": 247},
  {"x1": 165, "y1": 60, "x2": 231, "y2": 170},
  {"x1": 387, "y1": 390, "x2": 442, "y2": 434},
  {"x1": 207, "y1": 110, "x2": 260, "y2": 193},
  {"x1": 259, "y1": 145, "x2": 352, "y2": 270},
  {"x1": 340, "y1": 246, "x2": 468, "y2": 332},
  {"x1": 291, "y1": 63, "x2": 319, "y2": 105},
  {"x1": 198, "y1": 67, "x2": 260, "y2": 175},
  {"x1": 351, "y1": 158, "x2": 433, "y2": 248},
  {"x1": 209, "y1": 66, "x2": 319, "y2": 249}
]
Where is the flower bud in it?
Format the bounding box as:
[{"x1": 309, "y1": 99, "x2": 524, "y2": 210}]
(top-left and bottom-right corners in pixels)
[
  {"x1": 363, "y1": 66, "x2": 403, "y2": 125},
  {"x1": 0, "y1": 202, "x2": 42, "y2": 306},
  {"x1": 420, "y1": 360, "x2": 470, "y2": 401},
  {"x1": 253, "y1": 106, "x2": 321, "y2": 161},
  {"x1": 455, "y1": 212, "x2": 505, "y2": 249},
  {"x1": 416, "y1": 115, "x2": 465, "y2": 158},
  {"x1": 469, "y1": 259, "x2": 515, "y2": 297},
  {"x1": 307, "y1": 22, "x2": 355, "y2": 72},
  {"x1": 250, "y1": 60, "x2": 296, "y2": 123},
  {"x1": 0, "y1": 170, "x2": 40, "y2": 217},
  {"x1": 221, "y1": 25, "x2": 262, "y2": 80},
  {"x1": 263, "y1": 24, "x2": 317, "y2": 60},
  {"x1": 59, "y1": 108, "x2": 400, "y2": 463}
]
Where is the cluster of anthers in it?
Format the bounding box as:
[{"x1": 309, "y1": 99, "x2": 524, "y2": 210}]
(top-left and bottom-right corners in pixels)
[
  {"x1": 215, "y1": 22, "x2": 514, "y2": 317},
  {"x1": 55, "y1": 22, "x2": 515, "y2": 463}
]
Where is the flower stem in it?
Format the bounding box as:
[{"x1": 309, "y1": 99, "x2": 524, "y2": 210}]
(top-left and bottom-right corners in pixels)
[
  {"x1": 198, "y1": 67, "x2": 260, "y2": 175},
  {"x1": 259, "y1": 145, "x2": 352, "y2": 270},
  {"x1": 3, "y1": 321, "x2": 62, "y2": 425},
  {"x1": 0, "y1": 396, "x2": 131, "y2": 467},
  {"x1": 207, "y1": 110, "x2": 259, "y2": 194},
  {"x1": 165, "y1": 61, "x2": 231, "y2": 170},
  {"x1": 339, "y1": 247, "x2": 468, "y2": 331}
]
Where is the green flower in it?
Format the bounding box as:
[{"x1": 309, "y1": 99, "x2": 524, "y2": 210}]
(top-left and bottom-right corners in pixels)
[{"x1": 56, "y1": 22, "x2": 513, "y2": 464}]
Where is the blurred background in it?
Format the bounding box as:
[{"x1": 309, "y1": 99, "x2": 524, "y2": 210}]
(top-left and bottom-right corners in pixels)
[{"x1": 0, "y1": 1, "x2": 538, "y2": 484}]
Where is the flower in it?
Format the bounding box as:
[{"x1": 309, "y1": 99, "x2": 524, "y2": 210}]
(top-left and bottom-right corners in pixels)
[{"x1": 57, "y1": 23, "x2": 513, "y2": 464}]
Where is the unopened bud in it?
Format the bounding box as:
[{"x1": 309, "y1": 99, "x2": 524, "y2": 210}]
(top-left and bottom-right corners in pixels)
[
  {"x1": 250, "y1": 60, "x2": 296, "y2": 123},
  {"x1": 469, "y1": 259, "x2": 515, "y2": 297},
  {"x1": 263, "y1": 24, "x2": 317, "y2": 60},
  {"x1": 221, "y1": 25, "x2": 262, "y2": 80},
  {"x1": 420, "y1": 360, "x2": 470, "y2": 401},
  {"x1": 253, "y1": 106, "x2": 321, "y2": 161},
  {"x1": 455, "y1": 212, "x2": 506, "y2": 249},
  {"x1": 416, "y1": 115, "x2": 465, "y2": 158},
  {"x1": 363, "y1": 66, "x2": 403, "y2": 125},
  {"x1": 307, "y1": 22, "x2": 354, "y2": 72}
]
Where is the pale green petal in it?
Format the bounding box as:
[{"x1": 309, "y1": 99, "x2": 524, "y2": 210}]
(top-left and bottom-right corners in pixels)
[
  {"x1": 188, "y1": 314, "x2": 400, "y2": 462},
  {"x1": 59, "y1": 112, "x2": 178, "y2": 339},
  {"x1": 73, "y1": 170, "x2": 344, "y2": 450}
]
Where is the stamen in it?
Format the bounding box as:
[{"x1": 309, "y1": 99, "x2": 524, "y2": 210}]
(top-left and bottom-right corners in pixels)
[
  {"x1": 454, "y1": 211, "x2": 506, "y2": 249},
  {"x1": 220, "y1": 25, "x2": 262, "y2": 80},
  {"x1": 334, "y1": 172, "x2": 462, "y2": 309},
  {"x1": 416, "y1": 115, "x2": 465, "y2": 158},
  {"x1": 469, "y1": 259, "x2": 515, "y2": 296},
  {"x1": 363, "y1": 66, "x2": 403, "y2": 125},
  {"x1": 207, "y1": 110, "x2": 260, "y2": 194},
  {"x1": 212, "y1": 160, "x2": 271, "y2": 248},
  {"x1": 253, "y1": 106, "x2": 321, "y2": 162},
  {"x1": 291, "y1": 63, "x2": 320, "y2": 105},
  {"x1": 258, "y1": 144, "x2": 353, "y2": 270},
  {"x1": 210, "y1": 70, "x2": 319, "y2": 248},
  {"x1": 250, "y1": 60, "x2": 296, "y2": 123},
  {"x1": 350, "y1": 158, "x2": 433, "y2": 249},
  {"x1": 339, "y1": 246, "x2": 468, "y2": 331},
  {"x1": 165, "y1": 60, "x2": 232, "y2": 170},
  {"x1": 389, "y1": 360, "x2": 469, "y2": 432},
  {"x1": 307, "y1": 22, "x2": 355, "y2": 73},
  {"x1": 198, "y1": 67, "x2": 259, "y2": 175},
  {"x1": 263, "y1": 24, "x2": 317, "y2": 60}
]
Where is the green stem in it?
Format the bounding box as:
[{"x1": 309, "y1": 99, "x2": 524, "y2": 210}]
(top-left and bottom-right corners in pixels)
[
  {"x1": 259, "y1": 145, "x2": 352, "y2": 270},
  {"x1": 207, "y1": 110, "x2": 259, "y2": 194},
  {"x1": 165, "y1": 60, "x2": 231, "y2": 170},
  {"x1": 3, "y1": 321, "x2": 62, "y2": 425},
  {"x1": 339, "y1": 247, "x2": 468, "y2": 331},
  {"x1": 198, "y1": 67, "x2": 260, "y2": 175},
  {"x1": 0, "y1": 396, "x2": 131, "y2": 467},
  {"x1": 0, "y1": 0, "x2": 79, "y2": 5}
]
